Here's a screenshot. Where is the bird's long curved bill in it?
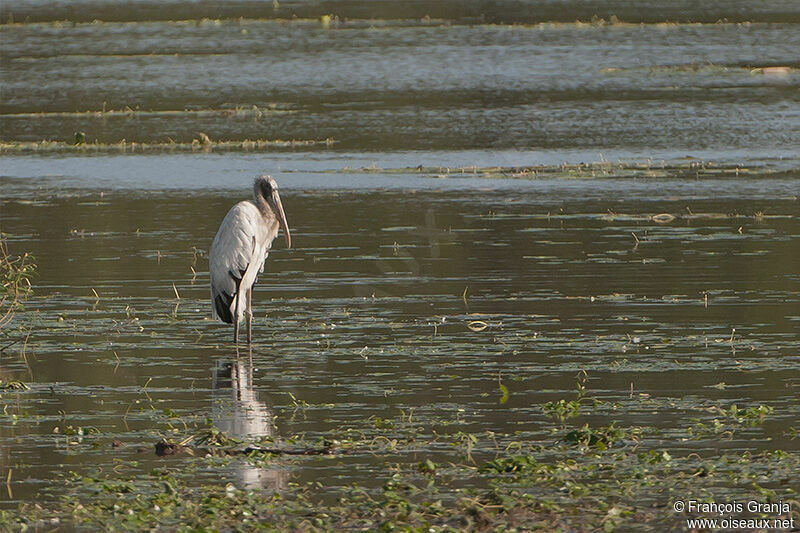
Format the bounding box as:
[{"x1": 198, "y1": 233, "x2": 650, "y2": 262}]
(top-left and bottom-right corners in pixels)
[{"x1": 272, "y1": 190, "x2": 291, "y2": 248}]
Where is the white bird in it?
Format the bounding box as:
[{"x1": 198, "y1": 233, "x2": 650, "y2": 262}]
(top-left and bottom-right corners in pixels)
[{"x1": 209, "y1": 175, "x2": 291, "y2": 344}]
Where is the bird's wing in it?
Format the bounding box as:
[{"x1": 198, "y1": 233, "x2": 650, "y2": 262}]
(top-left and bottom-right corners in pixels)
[{"x1": 209, "y1": 201, "x2": 263, "y2": 323}]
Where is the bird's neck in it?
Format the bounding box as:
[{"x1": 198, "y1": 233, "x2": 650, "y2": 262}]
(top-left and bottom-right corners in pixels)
[{"x1": 253, "y1": 191, "x2": 271, "y2": 218}]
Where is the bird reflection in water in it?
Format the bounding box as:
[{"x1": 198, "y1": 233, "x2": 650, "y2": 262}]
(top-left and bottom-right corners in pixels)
[{"x1": 211, "y1": 349, "x2": 288, "y2": 491}]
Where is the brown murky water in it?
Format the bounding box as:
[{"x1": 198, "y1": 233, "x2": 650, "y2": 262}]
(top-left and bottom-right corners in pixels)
[
  {"x1": 1, "y1": 176, "x2": 798, "y2": 503},
  {"x1": 1, "y1": 0, "x2": 799, "y2": 516}
]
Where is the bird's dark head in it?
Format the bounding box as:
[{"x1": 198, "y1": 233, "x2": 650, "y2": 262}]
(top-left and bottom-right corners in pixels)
[
  {"x1": 255, "y1": 175, "x2": 278, "y2": 196},
  {"x1": 255, "y1": 175, "x2": 291, "y2": 249}
]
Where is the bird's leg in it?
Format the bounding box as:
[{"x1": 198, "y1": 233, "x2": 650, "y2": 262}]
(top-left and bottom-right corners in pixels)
[
  {"x1": 233, "y1": 291, "x2": 241, "y2": 344},
  {"x1": 247, "y1": 287, "x2": 253, "y2": 345}
]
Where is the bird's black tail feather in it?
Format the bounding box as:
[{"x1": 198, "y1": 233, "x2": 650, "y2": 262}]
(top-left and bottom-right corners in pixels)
[
  {"x1": 214, "y1": 292, "x2": 234, "y2": 324},
  {"x1": 214, "y1": 268, "x2": 247, "y2": 324}
]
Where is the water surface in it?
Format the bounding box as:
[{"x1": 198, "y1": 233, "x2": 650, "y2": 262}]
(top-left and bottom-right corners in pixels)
[{"x1": 1, "y1": 173, "x2": 798, "y2": 505}]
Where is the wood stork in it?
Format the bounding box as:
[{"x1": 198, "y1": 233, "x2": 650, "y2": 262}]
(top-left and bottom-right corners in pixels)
[{"x1": 209, "y1": 176, "x2": 291, "y2": 344}]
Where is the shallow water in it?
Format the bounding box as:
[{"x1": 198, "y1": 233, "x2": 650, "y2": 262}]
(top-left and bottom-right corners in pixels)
[
  {"x1": 1, "y1": 0, "x2": 799, "y2": 520},
  {"x1": 1, "y1": 173, "x2": 799, "y2": 504}
]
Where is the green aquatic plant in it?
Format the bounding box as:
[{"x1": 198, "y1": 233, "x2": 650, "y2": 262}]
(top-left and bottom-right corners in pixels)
[
  {"x1": 194, "y1": 427, "x2": 243, "y2": 447},
  {"x1": 562, "y1": 422, "x2": 627, "y2": 449},
  {"x1": 716, "y1": 404, "x2": 773, "y2": 424},
  {"x1": 62, "y1": 425, "x2": 100, "y2": 436},
  {"x1": 480, "y1": 455, "x2": 547, "y2": 474},
  {"x1": 5, "y1": 421, "x2": 798, "y2": 532},
  {"x1": 416, "y1": 459, "x2": 437, "y2": 474},
  {"x1": 542, "y1": 371, "x2": 593, "y2": 421},
  {"x1": 498, "y1": 373, "x2": 509, "y2": 404},
  {"x1": 688, "y1": 404, "x2": 774, "y2": 440},
  {"x1": 543, "y1": 398, "x2": 582, "y2": 420}
]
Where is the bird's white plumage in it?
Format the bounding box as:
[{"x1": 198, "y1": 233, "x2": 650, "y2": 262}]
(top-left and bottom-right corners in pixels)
[{"x1": 209, "y1": 200, "x2": 279, "y2": 323}]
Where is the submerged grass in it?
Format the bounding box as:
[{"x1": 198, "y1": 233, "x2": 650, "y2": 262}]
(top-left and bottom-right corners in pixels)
[
  {"x1": 0, "y1": 16, "x2": 773, "y2": 30},
  {"x1": 0, "y1": 105, "x2": 291, "y2": 119},
  {"x1": 0, "y1": 137, "x2": 335, "y2": 154},
  {"x1": 601, "y1": 63, "x2": 796, "y2": 75},
  {"x1": 308, "y1": 159, "x2": 788, "y2": 180}
]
